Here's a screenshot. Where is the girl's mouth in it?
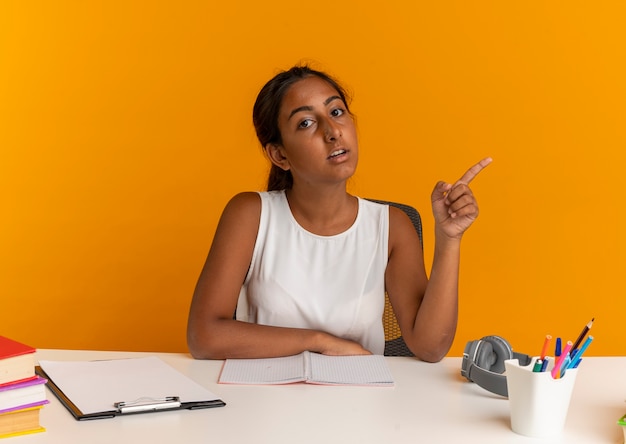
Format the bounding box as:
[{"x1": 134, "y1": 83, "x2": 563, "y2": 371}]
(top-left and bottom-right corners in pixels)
[{"x1": 327, "y1": 149, "x2": 347, "y2": 159}]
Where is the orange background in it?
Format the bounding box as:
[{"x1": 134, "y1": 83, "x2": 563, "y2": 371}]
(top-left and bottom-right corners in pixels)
[{"x1": 1, "y1": 1, "x2": 624, "y2": 356}]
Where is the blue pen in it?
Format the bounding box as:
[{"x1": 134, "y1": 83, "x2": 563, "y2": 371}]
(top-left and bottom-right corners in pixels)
[
  {"x1": 560, "y1": 355, "x2": 571, "y2": 378},
  {"x1": 555, "y1": 337, "x2": 562, "y2": 359},
  {"x1": 540, "y1": 357, "x2": 549, "y2": 372},
  {"x1": 573, "y1": 357, "x2": 582, "y2": 368},
  {"x1": 569, "y1": 335, "x2": 594, "y2": 368}
]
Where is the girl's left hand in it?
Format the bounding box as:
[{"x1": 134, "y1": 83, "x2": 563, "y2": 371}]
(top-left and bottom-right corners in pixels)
[{"x1": 431, "y1": 157, "x2": 492, "y2": 239}]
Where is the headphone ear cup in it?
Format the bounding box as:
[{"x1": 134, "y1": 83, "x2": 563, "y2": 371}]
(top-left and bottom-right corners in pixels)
[
  {"x1": 481, "y1": 335, "x2": 513, "y2": 374},
  {"x1": 474, "y1": 341, "x2": 494, "y2": 370}
]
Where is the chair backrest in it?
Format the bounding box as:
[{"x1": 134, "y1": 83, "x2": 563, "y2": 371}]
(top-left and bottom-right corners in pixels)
[{"x1": 367, "y1": 199, "x2": 423, "y2": 357}]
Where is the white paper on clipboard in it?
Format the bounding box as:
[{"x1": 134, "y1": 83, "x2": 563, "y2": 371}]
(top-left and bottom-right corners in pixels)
[{"x1": 38, "y1": 356, "x2": 222, "y2": 416}]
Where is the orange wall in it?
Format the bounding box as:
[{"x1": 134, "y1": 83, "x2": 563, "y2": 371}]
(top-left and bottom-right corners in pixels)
[{"x1": 2, "y1": 1, "x2": 625, "y2": 356}]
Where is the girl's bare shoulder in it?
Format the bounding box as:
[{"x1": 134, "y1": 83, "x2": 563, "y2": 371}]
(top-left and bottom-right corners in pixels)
[{"x1": 224, "y1": 192, "x2": 261, "y2": 216}]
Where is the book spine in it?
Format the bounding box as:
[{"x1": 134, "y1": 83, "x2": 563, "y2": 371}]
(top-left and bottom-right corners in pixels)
[{"x1": 303, "y1": 351, "x2": 312, "y2": 381}]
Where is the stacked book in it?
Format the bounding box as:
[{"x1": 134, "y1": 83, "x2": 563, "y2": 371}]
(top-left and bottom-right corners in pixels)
[{"x1": 0, "y1": 336, "x2": 48, "y2": 439}]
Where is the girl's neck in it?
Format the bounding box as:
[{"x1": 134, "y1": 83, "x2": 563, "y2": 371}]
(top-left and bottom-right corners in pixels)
[{"x1": 284, "y1": 186, "x2": 358, "y2": 236}]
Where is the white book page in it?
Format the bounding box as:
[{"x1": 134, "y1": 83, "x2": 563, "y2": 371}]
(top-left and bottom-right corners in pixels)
[
  {"x1": 219, "y1": 353, "x2": 306, "y2": 384},
  {"x1": 308, "y1": 354, "x2": 394, "y2": 386},
  {"x1": 39, "y1": 357, "x2": 221, "y2": 414}
]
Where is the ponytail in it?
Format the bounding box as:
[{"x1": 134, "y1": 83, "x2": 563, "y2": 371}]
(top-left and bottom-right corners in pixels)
[{"x1": 267, "y1": 165, "x2": 293, "y2": 191}]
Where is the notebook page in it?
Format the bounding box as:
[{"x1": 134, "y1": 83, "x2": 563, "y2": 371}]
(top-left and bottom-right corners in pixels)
[
  {"x1": 219, "y1": 353, "x2": 306, "y2": 384},
  {"x1": 308, "y1": 354, "x2": 394, "y2": 386}
]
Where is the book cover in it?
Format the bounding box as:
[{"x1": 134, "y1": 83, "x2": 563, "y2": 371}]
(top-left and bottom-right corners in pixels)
[
  {"x1": 0, "y1": 405, "x2": 45, "y2": 438},
  {"x1": 0, "y1": 376, "x2": 37, "y2": 389},
  {"x1": 0, "y1": 400, "x2": 49, "y2": 415},
  {"x1": 0, "y1": 336, "x2": 36, "y2": 385},
  {"x1": 0, "y1": 376, "x2": 46, "y2": 394},
  {"x1": 0, "y1": 336, "x2": 35, "y2": 360},
  {"x1": 0, "y1": 376, "x2": 47, "y2": 412},
  {"x1": 0, "y1": 427, "x2": 46, "y2": 439}
]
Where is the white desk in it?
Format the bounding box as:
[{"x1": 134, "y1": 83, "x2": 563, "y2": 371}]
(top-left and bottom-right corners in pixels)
[{"x1": 17, "y1": 350, "x2": 626, "y2": 444}]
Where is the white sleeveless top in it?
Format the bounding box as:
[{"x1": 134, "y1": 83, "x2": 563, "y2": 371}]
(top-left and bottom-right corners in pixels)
[{"x1": 236, "y1": 190, "x2": 389, "y2": 354}]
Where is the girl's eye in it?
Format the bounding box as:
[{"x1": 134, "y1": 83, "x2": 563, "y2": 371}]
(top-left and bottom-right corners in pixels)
[
  {"x1": 331, "y1": 108, "x2": 345, "y2": 117},
  {"x1": 298, "y1": 119, "x2": 313, "y2": 129}
]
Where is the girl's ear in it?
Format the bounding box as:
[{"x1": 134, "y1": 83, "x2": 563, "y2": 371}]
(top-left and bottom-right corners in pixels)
[{"x1": 265, "y1": 143, "x2": 290, "y2": 171}]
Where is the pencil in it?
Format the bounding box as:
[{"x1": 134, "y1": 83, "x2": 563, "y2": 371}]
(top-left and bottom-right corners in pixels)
[
  {"x1": 540, "y1": 335, "x2": 552, "y2": 360},
  {"x1": 571, "y1": 318, "x2": 594, "y2": 351}
]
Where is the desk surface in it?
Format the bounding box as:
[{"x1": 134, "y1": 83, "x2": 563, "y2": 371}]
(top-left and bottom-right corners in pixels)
[{"x1": 16, "y1": 350, "x2": 626, "y2": 444}]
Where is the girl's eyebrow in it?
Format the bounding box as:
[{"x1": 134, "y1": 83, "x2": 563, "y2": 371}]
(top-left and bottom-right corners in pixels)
[{"x1": 287, "y1": 95, "x2": 342, "y2": 120}]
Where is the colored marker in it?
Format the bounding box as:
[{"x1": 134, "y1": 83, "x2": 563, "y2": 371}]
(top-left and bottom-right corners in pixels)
[
  {"x1": 572, "y1": 318, "x2": 594, "y2": 351},
  {"x1": 569, "y1": 335, "x2": 594, "y2": 368},
  {"x1": 540, "y1": 335, "x2": 552, "y2": 360},
  {"x1": 552, "y1": 341, "x2": 573, "y2": 379},
  {"x1": 533, "y1": 359, "x2": 543, "y2": 372},
  {"x1": 540, "y1": 357, "x2": 549, "y2": 372},
  {"x1": 560, "y1": 355, "x2": 571, "y2": 378},
  {"x1": 555, "y1": 337, "x2": 562, "y2": 360}
]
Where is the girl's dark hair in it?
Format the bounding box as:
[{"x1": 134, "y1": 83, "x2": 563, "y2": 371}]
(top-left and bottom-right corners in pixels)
[{"x1": 252, "y1": 65, "x2": 352, "y2": 191}]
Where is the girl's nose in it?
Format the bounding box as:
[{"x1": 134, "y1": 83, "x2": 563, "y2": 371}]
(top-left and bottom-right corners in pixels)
[{"x1": 323, "y1": 119, "x2": 342, "y2": 142}]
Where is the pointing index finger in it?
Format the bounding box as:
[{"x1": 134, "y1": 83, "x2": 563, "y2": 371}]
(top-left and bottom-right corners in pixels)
[{"x1": 457, "y1": 157, "x2": 493, "y2": 184}]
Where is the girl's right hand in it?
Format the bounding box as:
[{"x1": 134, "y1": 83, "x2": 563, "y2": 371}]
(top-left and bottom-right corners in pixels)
[{"x1": 316, "y1": 332, "x2": 372, "y2": 356}]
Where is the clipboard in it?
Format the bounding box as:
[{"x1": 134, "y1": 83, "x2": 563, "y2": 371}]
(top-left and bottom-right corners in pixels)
[{"x1": 35, "y1": 357, "x2": 225, "y2": 420}]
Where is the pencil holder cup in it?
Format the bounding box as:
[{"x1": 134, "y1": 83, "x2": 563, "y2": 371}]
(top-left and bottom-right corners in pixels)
[{"x1": 504, "y1": 357, "x2": 578, "y2": 438}]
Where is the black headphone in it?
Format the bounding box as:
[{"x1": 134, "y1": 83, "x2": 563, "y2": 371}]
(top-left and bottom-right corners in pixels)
[{"x1": 461, "y1": 335, "x2": 532, "y2": 397}]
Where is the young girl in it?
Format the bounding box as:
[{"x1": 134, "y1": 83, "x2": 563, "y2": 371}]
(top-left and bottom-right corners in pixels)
[{"x1": 187, "y1": 65, "x2": 491, "y2": 361}]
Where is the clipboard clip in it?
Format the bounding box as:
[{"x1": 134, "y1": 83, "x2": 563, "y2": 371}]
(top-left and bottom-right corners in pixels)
[{"x1": 114, "y1": 396, "x2": 181, "y2": 414}]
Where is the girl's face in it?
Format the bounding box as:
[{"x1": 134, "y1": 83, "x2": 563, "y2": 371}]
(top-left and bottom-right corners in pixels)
[{"x1": 268, "y1": 76, "x2": 358, "y2": 188}]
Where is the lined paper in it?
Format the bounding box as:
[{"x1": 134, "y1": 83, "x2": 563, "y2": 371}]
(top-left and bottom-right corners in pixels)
[
  {"x1": 308, "y1": 353, "x2": 393, "y2": 386},
  {"x1": 219, "y1": 354, "x2": 307, "y2": 384}
]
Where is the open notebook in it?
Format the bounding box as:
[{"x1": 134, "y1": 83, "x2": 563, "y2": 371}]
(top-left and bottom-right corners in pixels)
[{"x1": 218, "y1": 351, "x2": 394, "y2": 387}]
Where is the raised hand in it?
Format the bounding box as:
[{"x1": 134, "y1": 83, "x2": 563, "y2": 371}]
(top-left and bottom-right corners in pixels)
[{"x1": 431, "y1": 157, "x2": 492, "y2": 239}]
